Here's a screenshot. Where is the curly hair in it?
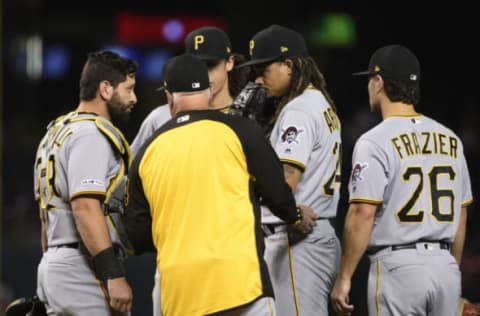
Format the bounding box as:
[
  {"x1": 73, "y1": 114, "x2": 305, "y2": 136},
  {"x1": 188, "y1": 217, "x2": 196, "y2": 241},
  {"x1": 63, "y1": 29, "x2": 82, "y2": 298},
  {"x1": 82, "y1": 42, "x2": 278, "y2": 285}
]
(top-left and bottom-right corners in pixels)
[{"x1": 273, "y1": 56, "x2": 336, "y2": 121}]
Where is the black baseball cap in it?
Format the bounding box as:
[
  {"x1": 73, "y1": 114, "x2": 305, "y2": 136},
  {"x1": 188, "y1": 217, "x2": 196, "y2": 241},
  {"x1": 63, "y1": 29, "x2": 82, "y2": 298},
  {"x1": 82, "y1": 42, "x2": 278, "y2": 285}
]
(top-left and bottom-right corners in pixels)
[
  {"x1": 157, "y1": 54, "x2": 210, "y2": 92},
  {"x1": 238, "y1": 24, "x2": 309, "y2": 68},
  {"x1": 353, "y1": 45, "x2": 420, "y2": 82},
  {"x1": 184, "y1": 26, "x2": 232, "y2": 61}
]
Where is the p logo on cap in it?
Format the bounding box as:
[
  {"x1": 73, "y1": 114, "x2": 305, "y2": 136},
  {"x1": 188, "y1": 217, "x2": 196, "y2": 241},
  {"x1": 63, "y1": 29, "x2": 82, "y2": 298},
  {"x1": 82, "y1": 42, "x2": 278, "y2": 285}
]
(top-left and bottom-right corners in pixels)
[
  {"x1": 194, "y1": 35, "x2": 205, "y2": 50},
  {"x1": 238, "y1": 24, "x2": 308, "y2": 68},
  {"x1": 185, "y1": 26, "x2": 232, "y2": 61}
]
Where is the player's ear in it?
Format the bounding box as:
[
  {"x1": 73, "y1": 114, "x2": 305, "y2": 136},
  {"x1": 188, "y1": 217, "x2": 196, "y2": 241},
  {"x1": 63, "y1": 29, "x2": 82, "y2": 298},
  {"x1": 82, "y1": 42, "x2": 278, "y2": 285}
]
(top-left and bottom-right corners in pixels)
[
  {"x1": 225, "y1": 55, "x2": 234, "y2": 72},
  {"x1": 99, "y1": 80, "x2": 114, "y2": 100},
  {"x1": 284, "y1": 59, "x2": 294, "y2": 75},
  {"x1": 373, "y1": 75, "x2": 384, "y2": 94},
  {"x1": 165, "y1": 91, "x2": 175, "y2": 116}
]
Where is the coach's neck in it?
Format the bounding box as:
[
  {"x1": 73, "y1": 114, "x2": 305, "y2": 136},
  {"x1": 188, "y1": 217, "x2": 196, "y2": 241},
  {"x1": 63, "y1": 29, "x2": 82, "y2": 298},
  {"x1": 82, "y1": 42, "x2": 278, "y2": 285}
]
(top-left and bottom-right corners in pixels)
[{"x1": 167, "y1": 88, "x2": 211, "y2": 116}]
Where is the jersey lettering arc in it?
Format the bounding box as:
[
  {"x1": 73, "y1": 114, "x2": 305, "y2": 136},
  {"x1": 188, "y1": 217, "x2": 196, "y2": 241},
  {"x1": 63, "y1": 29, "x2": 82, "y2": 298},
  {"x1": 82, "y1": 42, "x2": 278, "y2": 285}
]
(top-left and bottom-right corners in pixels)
[{"x1": 349, "y1": 115, "x2": 473, "y2": 247}]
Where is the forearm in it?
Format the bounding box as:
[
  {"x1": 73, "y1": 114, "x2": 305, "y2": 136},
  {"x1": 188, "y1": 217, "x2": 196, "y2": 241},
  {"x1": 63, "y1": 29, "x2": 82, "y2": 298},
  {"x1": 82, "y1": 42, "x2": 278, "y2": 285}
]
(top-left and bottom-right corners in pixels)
[
  {"x1": 41, "y1": 226, "x2": 48, "y2": 253},
  {"x1": 39, "y1": 208, "x2": 48, "y2": 253},
  {"x1": 283, "y1": 163, "x2": 302, "y2": 193},
  {"x1": 451, "y1": 207, "x2": 467, "y2": 264},
  {"x1": 338, "y1": 203, "x2": 376, "y2": 280},
  {"x1": 72, "y1": 197, "x2": 112, "y2": 256}
]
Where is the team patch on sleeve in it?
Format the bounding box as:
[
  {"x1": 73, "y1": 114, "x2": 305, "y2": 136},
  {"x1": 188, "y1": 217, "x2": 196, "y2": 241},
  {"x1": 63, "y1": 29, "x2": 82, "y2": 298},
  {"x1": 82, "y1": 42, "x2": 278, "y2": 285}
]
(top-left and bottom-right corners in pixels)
[
  {"x1": 280, "y1": 125, "x2": 303, "y2": 144},
  {"x1": 81, "y1": 179, "x2": 104, "y2": 186},
  {"x1": 351, "y1": 162, "x2": 368, "y2": 184}
]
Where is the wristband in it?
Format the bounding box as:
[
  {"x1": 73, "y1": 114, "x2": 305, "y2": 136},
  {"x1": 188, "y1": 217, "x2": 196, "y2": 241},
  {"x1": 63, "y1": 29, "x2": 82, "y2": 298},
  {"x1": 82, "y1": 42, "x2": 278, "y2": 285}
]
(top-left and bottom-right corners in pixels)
[
  {"x1": 93, "y1": 247, "x2": 124, "y2": 281},
  {"x1": 293, "y1": 207, "x2": 303, "y2": 227}
]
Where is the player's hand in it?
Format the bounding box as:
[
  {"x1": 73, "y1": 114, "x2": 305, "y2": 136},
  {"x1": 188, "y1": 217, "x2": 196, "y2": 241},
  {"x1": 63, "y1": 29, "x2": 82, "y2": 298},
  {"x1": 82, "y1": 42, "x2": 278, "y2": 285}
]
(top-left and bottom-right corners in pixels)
[
  {"x1": 293, "y1": 205, "x2": 318, "y2": 234},
  {"x1": 107, "y1": 277, "x2": 133, "y2": 312},
  {"x1": 330, "y1": 276, "x2": 354, "y2": 316}
]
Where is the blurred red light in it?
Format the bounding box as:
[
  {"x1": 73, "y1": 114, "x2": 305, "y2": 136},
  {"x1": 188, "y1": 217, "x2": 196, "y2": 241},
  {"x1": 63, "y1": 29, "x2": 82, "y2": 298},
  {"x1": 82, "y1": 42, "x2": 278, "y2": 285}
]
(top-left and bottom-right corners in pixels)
[{"x1": 115, "y1": 11, "x2": 227, "y2": 45}]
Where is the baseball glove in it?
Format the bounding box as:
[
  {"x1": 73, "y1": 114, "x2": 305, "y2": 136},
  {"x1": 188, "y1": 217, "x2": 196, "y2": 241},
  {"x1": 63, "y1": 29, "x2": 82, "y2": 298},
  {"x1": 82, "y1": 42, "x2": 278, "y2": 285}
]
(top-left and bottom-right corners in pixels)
[
  {"x1": 104, "y1": 177, "x2": 134, "y2": 256},
  {"x1": 460, "y1": 297, "x2": 480, "y2": 316},
  {"x1": 230, "y1": 81, "x2": 267, "y2": 122},
  {"x1": 5, "y1": 295, "x2": 46, "y2": 316}
]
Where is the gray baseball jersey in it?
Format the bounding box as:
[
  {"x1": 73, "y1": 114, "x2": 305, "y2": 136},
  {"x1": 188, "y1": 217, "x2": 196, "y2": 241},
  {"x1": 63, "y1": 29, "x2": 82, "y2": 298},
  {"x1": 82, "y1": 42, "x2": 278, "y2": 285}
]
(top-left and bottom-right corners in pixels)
[
  {"x1": 349, "y1": 115, "x2": 473, "y2": 246},
  {"x1": 263, "y1": 88, "x2": 341, "y2": 224},
  {"x1": 263, "y1": 88, "x2": 341, "y2": 316},
  {"x1": 34, "y1": 111, "x2": 130, "y2": 315},
  {"x1": 349, "y1": 114, "x2": 473, "y2": 316},
  {"x1": 130, "y1": 104, "x2": 171, "y2": 156}
]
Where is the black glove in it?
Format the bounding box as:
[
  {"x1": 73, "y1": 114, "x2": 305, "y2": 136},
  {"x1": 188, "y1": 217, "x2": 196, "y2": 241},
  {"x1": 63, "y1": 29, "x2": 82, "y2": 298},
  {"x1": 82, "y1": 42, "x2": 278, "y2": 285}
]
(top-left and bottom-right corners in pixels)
[
  {"x1": 230, "y1": 82, "x2": 267, "y2": 121},
  {"x1": 103, "y1": 177, "x2": 134, "y2": 255},
  {"x1": 104, "y1": 177, "x2": 127, "y2": 215}
]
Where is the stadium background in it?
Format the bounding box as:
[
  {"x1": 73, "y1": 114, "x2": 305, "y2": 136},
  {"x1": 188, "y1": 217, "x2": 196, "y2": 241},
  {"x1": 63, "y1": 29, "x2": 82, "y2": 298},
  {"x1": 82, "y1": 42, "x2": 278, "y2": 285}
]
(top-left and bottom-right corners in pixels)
[{"x1": 2, "y1": 0, "x2": 479, "y2": 314}]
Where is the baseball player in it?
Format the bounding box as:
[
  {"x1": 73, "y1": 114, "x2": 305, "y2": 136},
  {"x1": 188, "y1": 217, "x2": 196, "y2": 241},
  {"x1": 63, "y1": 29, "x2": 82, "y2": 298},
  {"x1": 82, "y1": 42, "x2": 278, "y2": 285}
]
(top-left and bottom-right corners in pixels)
[
  {"x1": 330, "y1": 45, "x2": 473, "y2": 316},
  {"x1": 125, "y1": 26, "x2": 259, "y2": 316},
  {"x1": 33, "y1": 51, "x2": 137, "y2": 315},
  {"x1": 122, "y1": 53, "x2": 317, "y2": 316},
  {"x1": 239, "y1": 24, "x2": 342, "y2": 315},
  {"x1": 130, "y1": 25, "x2": 251, "y2": 155}
]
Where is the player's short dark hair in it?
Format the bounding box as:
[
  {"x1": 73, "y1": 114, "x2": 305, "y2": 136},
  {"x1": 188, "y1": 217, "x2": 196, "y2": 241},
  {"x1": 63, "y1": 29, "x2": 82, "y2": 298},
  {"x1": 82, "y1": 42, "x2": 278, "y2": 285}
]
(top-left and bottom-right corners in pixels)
[
  {"x1": 202, "y1": 53, "x2": 251, "y2": 99},
  {"x1": 383, "y1": 78, "x2": 420, "y2": 106},
  {"x1": 79, "y1": 50, "x2": 138, "y2": 101}
]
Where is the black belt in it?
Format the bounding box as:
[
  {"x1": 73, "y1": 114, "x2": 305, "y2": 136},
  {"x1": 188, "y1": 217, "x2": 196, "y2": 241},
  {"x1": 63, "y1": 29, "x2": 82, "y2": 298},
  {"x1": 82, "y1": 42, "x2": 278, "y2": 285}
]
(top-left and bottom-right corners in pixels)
[
  {"x1": 50, "y1": 242, "x2": 79, "y2": 249},
  {"x1": 367, "y1": 240, "x2": 450, "y2": 255},
  {"x1": 264, "y1": 224, "x2": 287, "y2": 235},
  {"x1": 50, "y1": 242, "x2": 126, "y2": 258},
  {"x1": 264, "y1": 218, "x2": 335, "y2": 235}
]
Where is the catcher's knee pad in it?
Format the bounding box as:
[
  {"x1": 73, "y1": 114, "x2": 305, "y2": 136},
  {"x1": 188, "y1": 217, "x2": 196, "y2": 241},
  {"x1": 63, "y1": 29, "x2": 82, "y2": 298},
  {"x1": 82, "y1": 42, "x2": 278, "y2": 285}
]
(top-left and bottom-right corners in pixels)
[{"x1": 5, "y1": 295, "x2": 46, "y2": 316}]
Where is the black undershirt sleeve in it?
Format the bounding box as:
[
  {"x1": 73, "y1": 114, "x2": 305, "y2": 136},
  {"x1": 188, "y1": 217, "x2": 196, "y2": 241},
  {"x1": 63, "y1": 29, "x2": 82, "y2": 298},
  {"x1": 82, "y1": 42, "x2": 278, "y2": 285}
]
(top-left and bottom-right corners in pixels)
[
  {"x1": 122, "y1": 153, "x2": 155, "y2": 254},
  {"x1": 224, "y1": 114, "x2": 299, "y2": 223}
]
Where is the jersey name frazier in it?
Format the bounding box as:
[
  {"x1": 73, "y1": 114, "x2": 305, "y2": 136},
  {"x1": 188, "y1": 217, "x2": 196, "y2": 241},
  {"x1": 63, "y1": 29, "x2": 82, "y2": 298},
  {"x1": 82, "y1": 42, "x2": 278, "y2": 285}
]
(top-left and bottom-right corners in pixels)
[{"x1": 391, "y1": 131, "x2": 458, "y2": 159}]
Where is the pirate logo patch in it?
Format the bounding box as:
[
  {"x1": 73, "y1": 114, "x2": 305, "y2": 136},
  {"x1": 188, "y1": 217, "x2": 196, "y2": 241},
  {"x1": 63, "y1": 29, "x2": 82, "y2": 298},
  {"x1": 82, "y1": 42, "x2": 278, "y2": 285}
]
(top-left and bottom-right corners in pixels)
[
  {"x1": 351, "y1": 162, "x2": 368, "y2": 183},
  {"x1": 281, "y1": 126, "x2": 303, "y2": 144}
]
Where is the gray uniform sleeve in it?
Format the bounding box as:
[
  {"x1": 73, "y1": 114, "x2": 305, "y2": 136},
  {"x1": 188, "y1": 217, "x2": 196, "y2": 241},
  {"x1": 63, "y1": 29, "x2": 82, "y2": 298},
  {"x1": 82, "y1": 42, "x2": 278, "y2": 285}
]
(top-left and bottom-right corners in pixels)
[
  {"x1": 130, "y1": 120, "x2": 156, "y2": 157},
  {"x1": 348, "y1": 138, "x2": 388, "y2": 204},
  {"x1": 131, "y1": 106, "x2": 171, "y2": 156},
  {"x1": 67, "y1": 131, "x2": 113, "y2": 200},
  {"x1": 272, "y1": 109, "x2": 314, "y2": 171},
  {"x1": 33, "y1": 137, "x2": 46, "y2": 201},
  {"x1": 459, "y1": 151, "x2": 473, "y2": 207}
]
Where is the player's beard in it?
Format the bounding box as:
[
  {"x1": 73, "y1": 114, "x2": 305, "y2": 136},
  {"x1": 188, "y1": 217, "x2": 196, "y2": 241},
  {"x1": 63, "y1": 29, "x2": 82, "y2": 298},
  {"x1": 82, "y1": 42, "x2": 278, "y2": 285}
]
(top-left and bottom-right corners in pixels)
[{"x1": 107, "y1": 91, "x2": 132, "y2": 123}]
